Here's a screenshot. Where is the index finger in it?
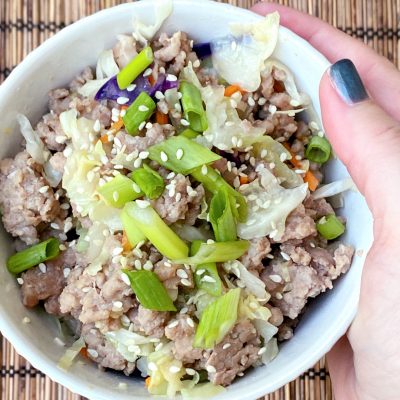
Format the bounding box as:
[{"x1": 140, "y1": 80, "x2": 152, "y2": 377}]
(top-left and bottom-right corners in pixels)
[{"x1": 251, "y1": 2, "x2": 400, "y2": 121}]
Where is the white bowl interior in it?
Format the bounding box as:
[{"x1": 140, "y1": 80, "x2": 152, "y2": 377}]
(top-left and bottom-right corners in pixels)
[{"x1": 0, "y1": 1, "x2": 373, "y2": 399}]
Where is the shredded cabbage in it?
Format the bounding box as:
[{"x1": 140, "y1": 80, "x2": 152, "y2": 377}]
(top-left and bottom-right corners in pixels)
[
  {"x1": 17, "y1": 114, "x2": 50, "y2": 164},
  {"x1": 261, "y1": 338, "x2": 279, "y2": 365},
  {"x1": 43, "y1": 161, "x2": 63, "y2": 187},
  {"x1": 237, "y1": 165, "x2": 308, "y2": 240},
  {"x1": 171, "y1": 223, "x2": 213, "y2": 242},
  {"x1": 78, "y1": 78, "x2": 109, "y2": 98},
  {"x1": 239, "y1": 294, "x2": 272, "y2": 321},
  {"x1": 105, "y1": 329, "x2": 155, "y2": 363},
  {"x1": 212, "y1": 12, "x2": 280, "y2": 92},
  {"x1": 223, "y1": 260, "x2": 270, "y2": 301},
  {"x1": 57, "y1": 337, "x2": 85, "y2": 371},
  {"x1": 263, "y1": 59, "x2": 310, "y2": 106},
  {"x1": 312, "y1": 178, "x2": 356, "y2": 200},
  {"x1": 253, "y1": 319, "x2": 278, "y2": 343},
  {"x1": 96, "y1": 49, "x2": 120, "y2": 80},
  {"x1": 132, "y1": 0, "x2": 173, "y2": 44}
]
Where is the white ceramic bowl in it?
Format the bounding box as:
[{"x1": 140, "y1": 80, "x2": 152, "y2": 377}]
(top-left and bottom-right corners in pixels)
[{"x1": 0, "y1": 1, "x2": 373, "y2": 399}]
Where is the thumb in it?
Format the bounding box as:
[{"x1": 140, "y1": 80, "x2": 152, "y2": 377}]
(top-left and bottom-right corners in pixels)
[{"x1": 320, "y1": 59, "x2": 400, "y2": 230}]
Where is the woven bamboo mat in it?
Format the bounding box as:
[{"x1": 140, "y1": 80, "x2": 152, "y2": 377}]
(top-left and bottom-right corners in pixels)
[{"x1": 0, "y1": 0, "x2": 399, "y2": 399}]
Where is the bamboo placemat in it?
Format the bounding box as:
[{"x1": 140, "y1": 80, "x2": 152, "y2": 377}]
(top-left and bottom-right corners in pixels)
[{"x1": 1, "y1": 0, "x2": 399, "y2": 399}]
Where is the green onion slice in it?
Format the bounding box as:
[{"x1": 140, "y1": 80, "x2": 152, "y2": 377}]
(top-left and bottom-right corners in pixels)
[
  {"x1": 194, "y1": 288, "x2": 241, "y2": 349},
  {"x1": 117, "y1": 46, "x2": 154, "y2": 90},
  {"x1": 123, "y1": 92, "x2": 156, "y2": 135},
  {"x1": 124, "y1": 270, "x2": 176, "y2": 311},
  {"x1": 180, "y1": 128, "x2": 199, "y2": 139},
  {"x1": 179, "y1": 81, "x2": 208, "y2": 132},
  {"x1": 305, "y1": 136, "x2": 332, "y2": 164},
  {"x1": 191, "y1": 241, "x2": 222, "y2": 297},
  {"x1": 148, "y1": 135, "x2": 220, "y2": 175},
  {"x1": 123, "y1": 201, "x2": 189, "y2": 260},
  {"x1": 191, "y1": 165, "x2": 247, "y2": 222},
  {"x1": 173, "y1": 240, "x2": 249, "y2": 265},
  {"x1": 316, "y1": 214, "x2": 345, "y2": 240},
  {"x1": 209, "y1": 187, "x2": 237, "y2": 242},
  {"x1": 121, "y1": 206, "x2": 146, "y2": 247},
  {"x1": 97, "y1": 174, "x2": 143, "y2": 208},
  {"x1": 7, "y1": 238, "x2": 60, "y2": 275},
  {"x1": 131, "y1": 164, "x2": 165, "y2": 200}
]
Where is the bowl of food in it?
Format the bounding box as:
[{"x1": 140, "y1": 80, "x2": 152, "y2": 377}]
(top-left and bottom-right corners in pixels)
[{"x1": 0, "y1": 0, "x2": 373, "y2": 399}]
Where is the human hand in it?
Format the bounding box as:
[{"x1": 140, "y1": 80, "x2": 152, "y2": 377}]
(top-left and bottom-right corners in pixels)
[{"x1": 252, "y1": 3, "x2": 400, "y2": 400}]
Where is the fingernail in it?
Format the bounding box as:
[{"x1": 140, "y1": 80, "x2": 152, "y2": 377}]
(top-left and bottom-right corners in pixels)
[{"x1": 329, "y1": 59, "x2": 369, "y2": 104}]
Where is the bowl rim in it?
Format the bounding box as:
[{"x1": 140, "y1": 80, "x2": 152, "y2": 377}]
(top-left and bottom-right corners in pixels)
[{"x1": 0, "y1": 1, "x2": 358, "y2": 399}]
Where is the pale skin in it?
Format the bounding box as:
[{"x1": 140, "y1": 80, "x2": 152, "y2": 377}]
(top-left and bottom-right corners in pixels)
[{"x1": 251, "y1": 3, "x2": 400, "y2": 400}]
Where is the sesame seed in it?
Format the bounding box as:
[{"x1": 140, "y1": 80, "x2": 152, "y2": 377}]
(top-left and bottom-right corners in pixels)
[
  {"x1": 175, "y1": 193, "x2": 182, "y2": 202},
  {"x1": 155, "y1": 343, "x2": 164, "y2": 351},
  {"x1": 202, "y1": 275, "x2": 216, "y2": 283},
  {"x1": 290, "y1": 99, "x2": 301, "y2": 107},
  {"x1": 310, "y1": 242, "x2": 316, "y2": 248},
  {"x1": 186, "y1": 317, "x2": 194, "y2": 328},
  {"x1": 22, "y1": 317, "x2": 31, "y2": 324},
  {"x1": 181, "y1": 278, "x2": 191, "y2": 287},
  {"x1": 55, "y1": 135, "x2": 66, "y2": 144},
  {"x1": 238, "y1": 372, "x2": 244, "y2": 377},
  {"x1": 231, "y1": 136, "x2": 238, "y2": 147},
  {"x1": 176, "y1": 148, "x2": 184, "y2": 160},
  {"x1": 288, "y1": 111, "x2": 296, "y2": 117},
  {"x1": 164, "y1": 261, "x2": 172, "y2": 267},
  {"x1": 193, "y1": 59, "x2": 201, "y2": 68},
  {"x1": 166, "y1": 172, "x2": 175, "y2": 179},
  {"x1": 180, "y1": 307, "x2": 188, "y2": 314},
  {"x1": 180, "y1": 118, "x2": 190, "y2": 126},
  {"x1": 143, "y1": 68, "x2": 153, "y2": 77},
  {"x1": 233, "y1": 176, "x2": 240, "y2": 188},
  {"x1": 54, "y1": 337, "x2": 65, "y2": 347},
  {"x1": 121, "y1": 273, "x2": 131, "y2": 285},
  {"x1": 309, "y1": 121, "x2": 319, "y2": 130},
  {"x1": 258, "y1": 97, "x2": 267, "y2": 106},
  {"x1": 266, "y1": 254, "x2": 274, "y2": 259},
  {"x1": 280, "y1": 153, "x2": 288, "y2": 162},
  {"x1": 39, "y1": 186, "x2": 49, "y2": 193},
  {"x1": 168, "y1": 320, "x2": 179, "y2": 329},
  {"x1": 186, "y1": 368, "x2": 196, "y2": 376},
  {"x1": 206, "y1": 365, "x2": 216, "y2": 373},
  {"x1": 206, "y1": 239, "x2": 215, "y2": 244},
  {"x1": 160, "y1": 151, "x2": 168, "y2": 162},
  {"x1": 237, "y1": 138, "x2": 243, "y2": 147},
  {"x1": 112, "y1": 300, "x2": 123, "y2": 310},
  {"x1": 169, "y1": 365, "x2": 181, "y2": 374},
  {"x1": 295, "y1": 169, "x2": 306, "y2": 174},
  {"x1": 155, "y1": 91, "x2": 165, "y2": 100},
  {"x1": 17, "y1": 277, "x2": 24, "y2": 285},
  {"x1": 139, "y1": 151, "x2": 149, "y2": 160},
  {"x1": 269, "y1": 105, "x2": 277, "y2": 114},
  {"x1": 139, "y1": 121, "x2": 146, "y2": 130},
  {"x1": 269, "y1": 274, "x2": 282, "y2": 283},
  {"x1": 177, "y1": 269, "x2": 188, "y2": 279},
  {"x1": 145, "y1": 122, "x2": 153, "y2": 130},
  {"x1": 222, "y1": 343, "x2": 231, "y2": 350},
  {"x1": 112, "y1": 191, "x2": 119, "y2": 202},
  {"x1": 143, "y1": 261, "x2": 153, "y2": 271},
  {"x1": 63, "y1": 268, "x2": 71, "y2": 278},
  {"x1": 275, "y1": 293, "x2": 283, "y2": 300},
  {"x1": 247, "y1": 97, "x2": 256, "y2": 107},
  {"x1": 230, "y1": 99, "x2": 237, "y2": 108},
  {"x1": 196, "y1": 269, "x2": 205, "y2": 276},
  {"x1": 318, "y1": 131, "x2": 325, "y2": 137},
  {"x1": 201, "y1": 164, "x2": 208, "y2": 175},
  {"x1": 148, "y1": 362, "x2": 158, "y2": 372},
  {"x1": 134, "y1": 259, "x2": 142, "y2": 270},
  {"x1": 38, "y1": 263, "x2": 46, "y2": 273},
  {"x1": 50, "y1": 222, "x2": 59, "y2": 230},
  {"x1": 166, "y1": 74, "x2": 178, "y2": 82},
  {"x1": 281, "y1": 251, "x2": 291, "y2": 261},
  {"x1": 138, "y1": 105, "x2": 149, "y2": 112},
  {"x1": 111, "y1": 115, "x2": 119, "y2": 122},
  {"x1": 137, "y1": 199, "x2": 150, "y2": 209},
  {"x1": 133, "y1": 158, "x2": 142, "y2": 168},
  {"x1": 127, "y1": 84, "x2": 136, "y2": 92}
]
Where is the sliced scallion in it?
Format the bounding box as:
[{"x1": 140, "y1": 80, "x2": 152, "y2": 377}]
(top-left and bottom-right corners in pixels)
[
  {"x1": 173, "y1": 240, "x2": 249, "y2": 264},
  {"x1": 123, "y1": 201, "x2": 189, "y2": 260},
  {"x1": 120, "y1": 206, "x2": 146, "y2": 247},
  {"x1": 209, "y1": 187, "x2": 237, "y2": 242},
  {"x1": 180, "y1": 81, "x2": 208, "y2": 132},
  {"x1": 148, "y1": 135, "x2": 220, "y2": 174},
  {"x1": 117, "y1": 46, "x2": 154, "y2": 90},
  {"x1": 180, "y1": 128, "x2": 199, "y2": 139},
  {"x1": 122, "y1": 92, "x2": 156, "y2": 135},
  {"x1": 194, "y1": 288, "x2": 241, "y2": 349},
  {"x1": 124, "y1": 270, "x2": 176, "y2": 311},
  {"x1": 7, "y1": 238, "x2": 60, "y2": 275},
  {"x1": 305, "y1": 136, "x2": 332, "y2": 164},
  {"x1": 131, "y1": 164, "x2": 165, "y2": 200},
  {"x1": 97, "y1": 174, "x2": 143, "y2": 208},
  {"x1": 191, "y1": 241, "x2": 222, "y2": 297},
  {"x1": 191, "y1": 165, "x2": 247, "y2": 222},
  {"x1": 316, "y1": 214, "x2": 345, "y2": 240}
]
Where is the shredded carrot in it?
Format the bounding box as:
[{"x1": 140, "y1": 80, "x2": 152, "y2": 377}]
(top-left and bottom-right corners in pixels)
[
  {"x1": 145, "y1": 377, "x2": 151, "y2": 387},
  {"x1": 80, "y1": 347, "x2": 88, "y2": 359},
  {"x1": 283, "y1": 143, "x2": 320, "y2": 191},
  {"x1": 111, "y1": 118, "x2": 125, "y2": 133},
  {"x1": 122, "y1": 230, "x2": 133, "y2": 253},
  {"x1": 100, "y1": 134, "x2": 109, "y2": 144},
  {"x1": 239, "y1": 175, "x2": 249, "y2": 185},
  {"x1": 224, "y1": 85, "x2": 246, "y2": 97},
  {"x1": 304, "y1": 170, "x2": 319, "y2": 191},
  {"x1": 156, "y1": 110, "x2": 169, "y2": 125},
  {"x1": 148, "y1": 75, "x2": 156, "y2": 86}
]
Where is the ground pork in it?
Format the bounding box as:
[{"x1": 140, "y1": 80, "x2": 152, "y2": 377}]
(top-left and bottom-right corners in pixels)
[
  {"x1": 113, "y1": 34, "x2": 138, "y2": 68},
  {"x1": 304, "y1": 196, "x2": 335, "y2": 219},
  {"x1": 152, "y1": 173, "x2": 205, "y2": 225},
  {"x1": 48, "y1": 152, "x2": 66, "y2": 174},
  {"x1": 59, "y1": 236, "x2": 137, "y2": 332},
  {"x1": 20, "y1": 247, "x2": 77, "y2": 309},
  {"x1": 116, "y1": 123, "x2": 174, "y2": 154},
  {"x1": 129, "y1": 305, "x2": 170, "y2": 339},
  {"x1": 164, "y1": 314, "x2": 202, "y2": 363},
  {"x1": 153, "y1": 257, "x2": 194, "y2": 290},
  {"x1": 199, "y1": 320, "x2": 261, "y2": 386},
  {"x1": 69, "y1": 67, "x2": 94, "y2": 93},
  {"x1": 81, "y1": 323, "x2": 135, "y2": 375},
  {"x1": 0, "y1": 151, "x2": 62, "y2": 244},
  {"x1": 48, "y1": 88, "x2": 72, "y2": 115},
  {"x1": 69, "y1": 97, "x2": 111, "y2": 127},
  {"x1": 36, "y1": 113, "x2": 66, "y2": 152},
  {"x1": 240, "y1": 237, "x2": 271, "y2": 274},
  {"x1": 269, "y1": 92, "x2": 292, "y2": 110},
  {"x1": 278, "y1": 204, "x2": 317, "y2": 243}
]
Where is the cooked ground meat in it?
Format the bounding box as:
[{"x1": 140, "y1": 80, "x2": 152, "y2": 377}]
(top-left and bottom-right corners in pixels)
[
  {"x1": 48, "y1": 88, "x2": 72, "y2": 115},
  {"x1": 69, "y1": 66, "x2": 94, "y2": 93},
  {"x1": 36, "y1": 113, "x2": 66, "y2": 152},
  {"x1": 21, "y1": 247, "x2": 77, "y2": 309},
  {"x1": 113, "y1": 34, "x2": 138, "y2": 68},
  {"x1": 153, "y1": 257, "x2": 194, "y2": 290},
  {"x1": 0, "y1": 151, "x2": 62, "y2": 244},
  {"x1": 164, "y1": 314, "x2": 203, "y2": 363},
  {"x1": 152, "y1": 173, "x2": 205, "y2": 225},
  {"x1": 129, "y1": 305, "x2": 170, "y2": 339},
  {"x1": 69, "y1": 97, "x2": 111, "y2": 127},
  {"x1": 49, "y1": 152, "x2": 66, "y2": 174},
  {"x1": 240, "y1": 237, "x2": 271, "y2": 274},
  {"x1": 200, "y1": 320, "x2": 261, "y2": 386},
  {"x1": 81, "y1": 323, "x2": 135, "y2": 375}
]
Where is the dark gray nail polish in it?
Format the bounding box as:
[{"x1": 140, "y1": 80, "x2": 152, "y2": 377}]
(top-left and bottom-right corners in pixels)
[{"x1": 329, "y1": 59, "x2": 369, "y2": 104}]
